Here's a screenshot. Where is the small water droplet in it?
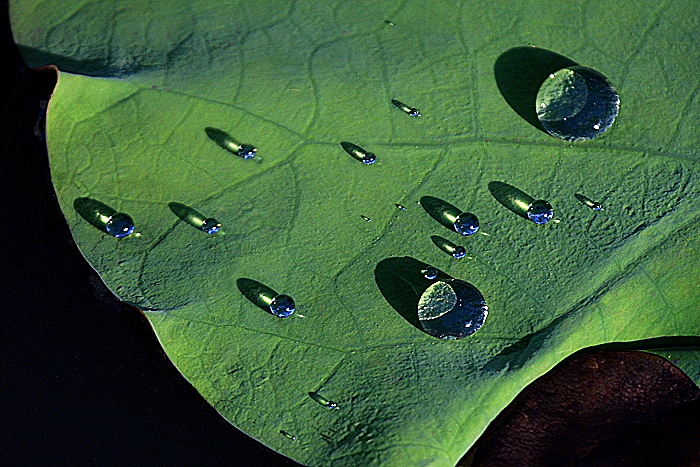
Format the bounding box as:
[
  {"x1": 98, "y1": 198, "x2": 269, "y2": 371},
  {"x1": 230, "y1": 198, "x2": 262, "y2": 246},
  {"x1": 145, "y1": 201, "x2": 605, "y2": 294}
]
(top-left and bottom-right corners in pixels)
[
  {"x1": 280, "y1": 430, "x2": 297, "y2": 441},
  {"x1": 431, "y1": 236, "x2": 467, "y2": 259},
  {"x1": 361, "y1": 215, "x2": 371, "y2": 222},
  {"x1": 422, "y1": 266, "x2": 438, "y2": 280},
  {"x1": 575, "y1": 193, "x2": 603, "y2": 210},
  {"x1": 395, "y1": 203, "x2": 406, "y2": 210},
  {"x1": 308, "y1": 391, "x2": 338, "y2": 409},
  {"x1": 106, "y1": 213, "x2": 135, "y2": 238},
  {"x1": 391, "y1": 99, "x2": 421, "y2": 117},
  {"x1": 417, "y1": 280, "x2": 488, "y2": 339},
  {"x1": 536, "y1": 66, "x2": 619, "y2": 141},
  {"x1": 453, "y1": 212, "x2": 479, "y2": 236},
  {"x1": 237, "y1": 144, "x2": 257, "y2": 160},
  {"x1": 270, "y1": 294, "x2": 295, "y2": 318},
  {"x1": 527, "y1": 200, "x2": 554, "y2": 224},
  {"x1": 384, "y1": 20, "x2": 397, "y2": 27},
  {"x1": 205, "y1": 127, "x2": 257, "y2": 159},
  {"x1": 201, "y1": 217, "x2": 222, "y2": 234},
  {"x1": 340, "y1": 141, "x2": 376, "y2": 165}
]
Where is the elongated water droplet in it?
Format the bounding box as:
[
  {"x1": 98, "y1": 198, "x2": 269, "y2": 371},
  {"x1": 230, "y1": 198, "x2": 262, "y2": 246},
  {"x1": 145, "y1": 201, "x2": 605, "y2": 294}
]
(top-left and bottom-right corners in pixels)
[
  {"x1": 205, "y1": 127, "x2": 257, "y2": 159},
  {"x1": 169, "y1": 202, "x2": 222, "y2": 234},
  {"x1": 308, "y1": 391, "x2": 338, "y2": 409},
  {"x1": 361, "y1": 215, "x2": 371, "y2": 222},
  {"x1": 536, "y1": 66, "x2": 619, "y2": 141},
  {"x1": 574, "y1": 193, "x2": 602, "y2": 211},
  {"x1": 391, "y1": 99, "x2": 421, "y2": 117},
  {"x1": 270, "y1": 294, "x2": 295, "y2": 318},
  {"x1": 236, "y1": 278, "x2": 295, "y2": 318},
  {"x1": 280, "y1": 430, "x2": 297, "y2": 441},
  {"x1": 417, "y1": 279, "x2": 488, "y2": 339},
  {"x1": 340, "y1": 141, "x2": 376, "y2": 165},
  {"x1": 395, "y1": 203, "x2": 406, "y2": 210},
  {"x1": 384, "y1": 19, "x2": 397, "y2": 27},
  {"x1": 106, "y1": 213, "x2": 135, "y2": 238},
  {"x1": 422, "y1": 266, "x2": 438, "y2": 280},
  {"x1": 431, "y1": 236, "x2": 467, "y2": 259},
  {"x1": 527, "y1": 200, "x2": 554, "y2": 224},
  {"x1": 453, "y1": 212, "x2": 479, "y2": 236}
]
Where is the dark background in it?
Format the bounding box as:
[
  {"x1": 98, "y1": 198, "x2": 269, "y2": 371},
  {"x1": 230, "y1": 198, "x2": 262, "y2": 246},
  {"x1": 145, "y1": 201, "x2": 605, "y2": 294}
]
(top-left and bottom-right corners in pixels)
[
  {"x1": 0, "y1": 3, "x2": 300, "y2": 465},
  {"x1": 2, "y1": 1, "x2": 700, "y2": 465}
]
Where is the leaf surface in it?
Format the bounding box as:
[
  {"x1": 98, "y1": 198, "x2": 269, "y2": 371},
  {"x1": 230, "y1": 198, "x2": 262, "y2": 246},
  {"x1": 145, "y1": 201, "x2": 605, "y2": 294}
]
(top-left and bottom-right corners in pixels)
[{"x1": 11, "y1": 1, "x2": 700, "y2": 465}]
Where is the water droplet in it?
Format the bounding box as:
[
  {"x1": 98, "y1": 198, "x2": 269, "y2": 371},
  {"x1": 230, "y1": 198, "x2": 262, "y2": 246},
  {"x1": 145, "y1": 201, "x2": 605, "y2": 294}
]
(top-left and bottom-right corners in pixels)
[
  {"x1": 422, "y1": 266, "x2": 438, "y2": 280},
  {"x1": 106, "y1": 213, "x2": 135, "y2": 238},
  {"x1": 204, "y1": 127, "x2": 257, "y2": 159},
  {"x1": 308, "y1": 391, "x2": 338, "y2": 409},
  {"x1": 431, "y1": 235, "x2": 467, "y2": 259},
  {"x1": 270, "y1": 294, "x2": 295, "y2": 318},
  {"x1": 420, "y1": 196, "x2": 477, "y2": 235},
  {"x1": 361, "y1": 215, "x2": 371, "y2": 222},
  {"x1": 536, "y1": 66, "x2": 619, "y2": 141},
  {"x1": 527, "y1": 200, "x2": 554, "y2": 224},
  {"x1": 384, "y1": 20, "x2": 397, "y2": 27},
  {"x1": 280, "y1": 430, "x2": 297, "y2": 441},
  {"x1": 575, "y1": 193, "x2": 602, "y2": 211},
  {"x1": 201, "y1": 217, "x2": 222, "y2": 234},
  {"x1": 453, "y1": 212, "x2": 479, "y2": 236},
  {"x1": 237, "y1": 144, "x2": 257, "y2": 160},
  {"x1": 391, "y1": 99, "x2": 421, "y2": 117},
  {"x1": 340, "y1": 141, "x2": 376, "y2": 165},
  {"x1": 417, "y1": 279, "x2": 488, "y2": 339},
  {"x1": 395, "y1": 203, "x2": 406, "y2": 211}
]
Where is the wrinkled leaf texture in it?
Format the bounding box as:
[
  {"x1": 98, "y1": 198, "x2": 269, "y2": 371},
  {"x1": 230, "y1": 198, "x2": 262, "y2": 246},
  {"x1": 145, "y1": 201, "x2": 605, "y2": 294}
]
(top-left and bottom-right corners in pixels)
[{"x1": 11, "y1": 1, "x2": 700, "y2": 465}]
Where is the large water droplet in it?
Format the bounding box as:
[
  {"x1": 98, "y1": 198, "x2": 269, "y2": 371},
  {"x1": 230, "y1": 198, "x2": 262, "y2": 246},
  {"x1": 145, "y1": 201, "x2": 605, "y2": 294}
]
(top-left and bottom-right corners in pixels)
[
  {"x1": 270, "y1": 294, "x2": 295, "y2": 318},
  {"x1": 453, "y1": 212, "x2": 479, "y2": 236},
  {"x1": 417, "y1": 280, "x2": 488, "y2": 339},
  {"x1": 527, "y1": 200, "x2": 554, "y2": 224},
  {"x1": 105, "y1": 213, "x2": 134, "y2": 238},
  {"x1": 536, "y1": 66, "x2": 619, "y2": 141}
]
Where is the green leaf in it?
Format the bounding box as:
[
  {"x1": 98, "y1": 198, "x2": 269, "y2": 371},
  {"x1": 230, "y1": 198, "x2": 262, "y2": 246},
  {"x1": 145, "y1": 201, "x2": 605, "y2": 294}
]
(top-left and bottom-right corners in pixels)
[{"x1": 11, "y1": 1, "x2": 700, "y2": 465}]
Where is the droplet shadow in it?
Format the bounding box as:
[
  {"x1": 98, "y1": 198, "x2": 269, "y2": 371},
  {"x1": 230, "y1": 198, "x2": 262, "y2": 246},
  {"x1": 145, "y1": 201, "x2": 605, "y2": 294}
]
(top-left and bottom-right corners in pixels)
[
  {"x1": 374, "y1": 257, "x2": 451, "y2": 333},
  {"x1": 168, "y1": 202, "x2": 206, "y2": 230},
  {"x1": 430, "y1": 235, "x2": 466, "y2": 258},
  {"x1": 419, "y1": 196, "x2": 462, "y2": 232},
  {"x1": 494, "y1": 47, "x2": 578, "y2": 133},
  {"x1": 236, "y1": 278, "x2": 278, "y2": 314},
  {"x1": 488, "y1": 181, "x2": 535, "y2": 221},
  {"x1": 73, "y1": 197, "x2": 117, "y2": 233},
  {"x1": 205, "y1": 127, "x2": 242, "y2": 155}
]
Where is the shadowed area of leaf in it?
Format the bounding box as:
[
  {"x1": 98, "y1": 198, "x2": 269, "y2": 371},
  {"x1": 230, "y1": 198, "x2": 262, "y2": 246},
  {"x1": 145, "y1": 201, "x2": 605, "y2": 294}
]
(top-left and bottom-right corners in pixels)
[
  {"x1": 494, "y1": 47, "x2": 578, "y2": 133},
  {"x1": 461, "y1": 351, "x2": 700, "y2": 466}
]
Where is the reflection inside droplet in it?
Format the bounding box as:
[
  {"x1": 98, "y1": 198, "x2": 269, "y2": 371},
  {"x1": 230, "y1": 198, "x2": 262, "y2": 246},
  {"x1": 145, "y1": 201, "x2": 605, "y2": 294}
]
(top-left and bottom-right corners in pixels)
[
  {"x1": 200, "y1": 217, "x2": 222, "y2": 234},
  {"x1": 308, "y1": 391, "x2": 338, "y2": 409},
  {"x1": 105, "y1": 213, "x2": 135, "y2": 238},
  {"x1": 237, "y1": 144, "x2": 257, "y2": 160},
  {"x1": 417, "y1": 280, "x2": 488, "y2": 339},
  {"x1": 422, "y1": 266, "x2": 438, "y2": 280},
  {"x1": 270, "y1": 294, "x2": 295, "y2": 318},
  {"x1": 454, "y1": 212, "x2": 479, "y2": 236},
  {"x1": 527, "y1": 200, "x2": 554, "y2": 225},
  {"x1": 536, "y1": 66, "x2": 619, "y2": 141}
]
